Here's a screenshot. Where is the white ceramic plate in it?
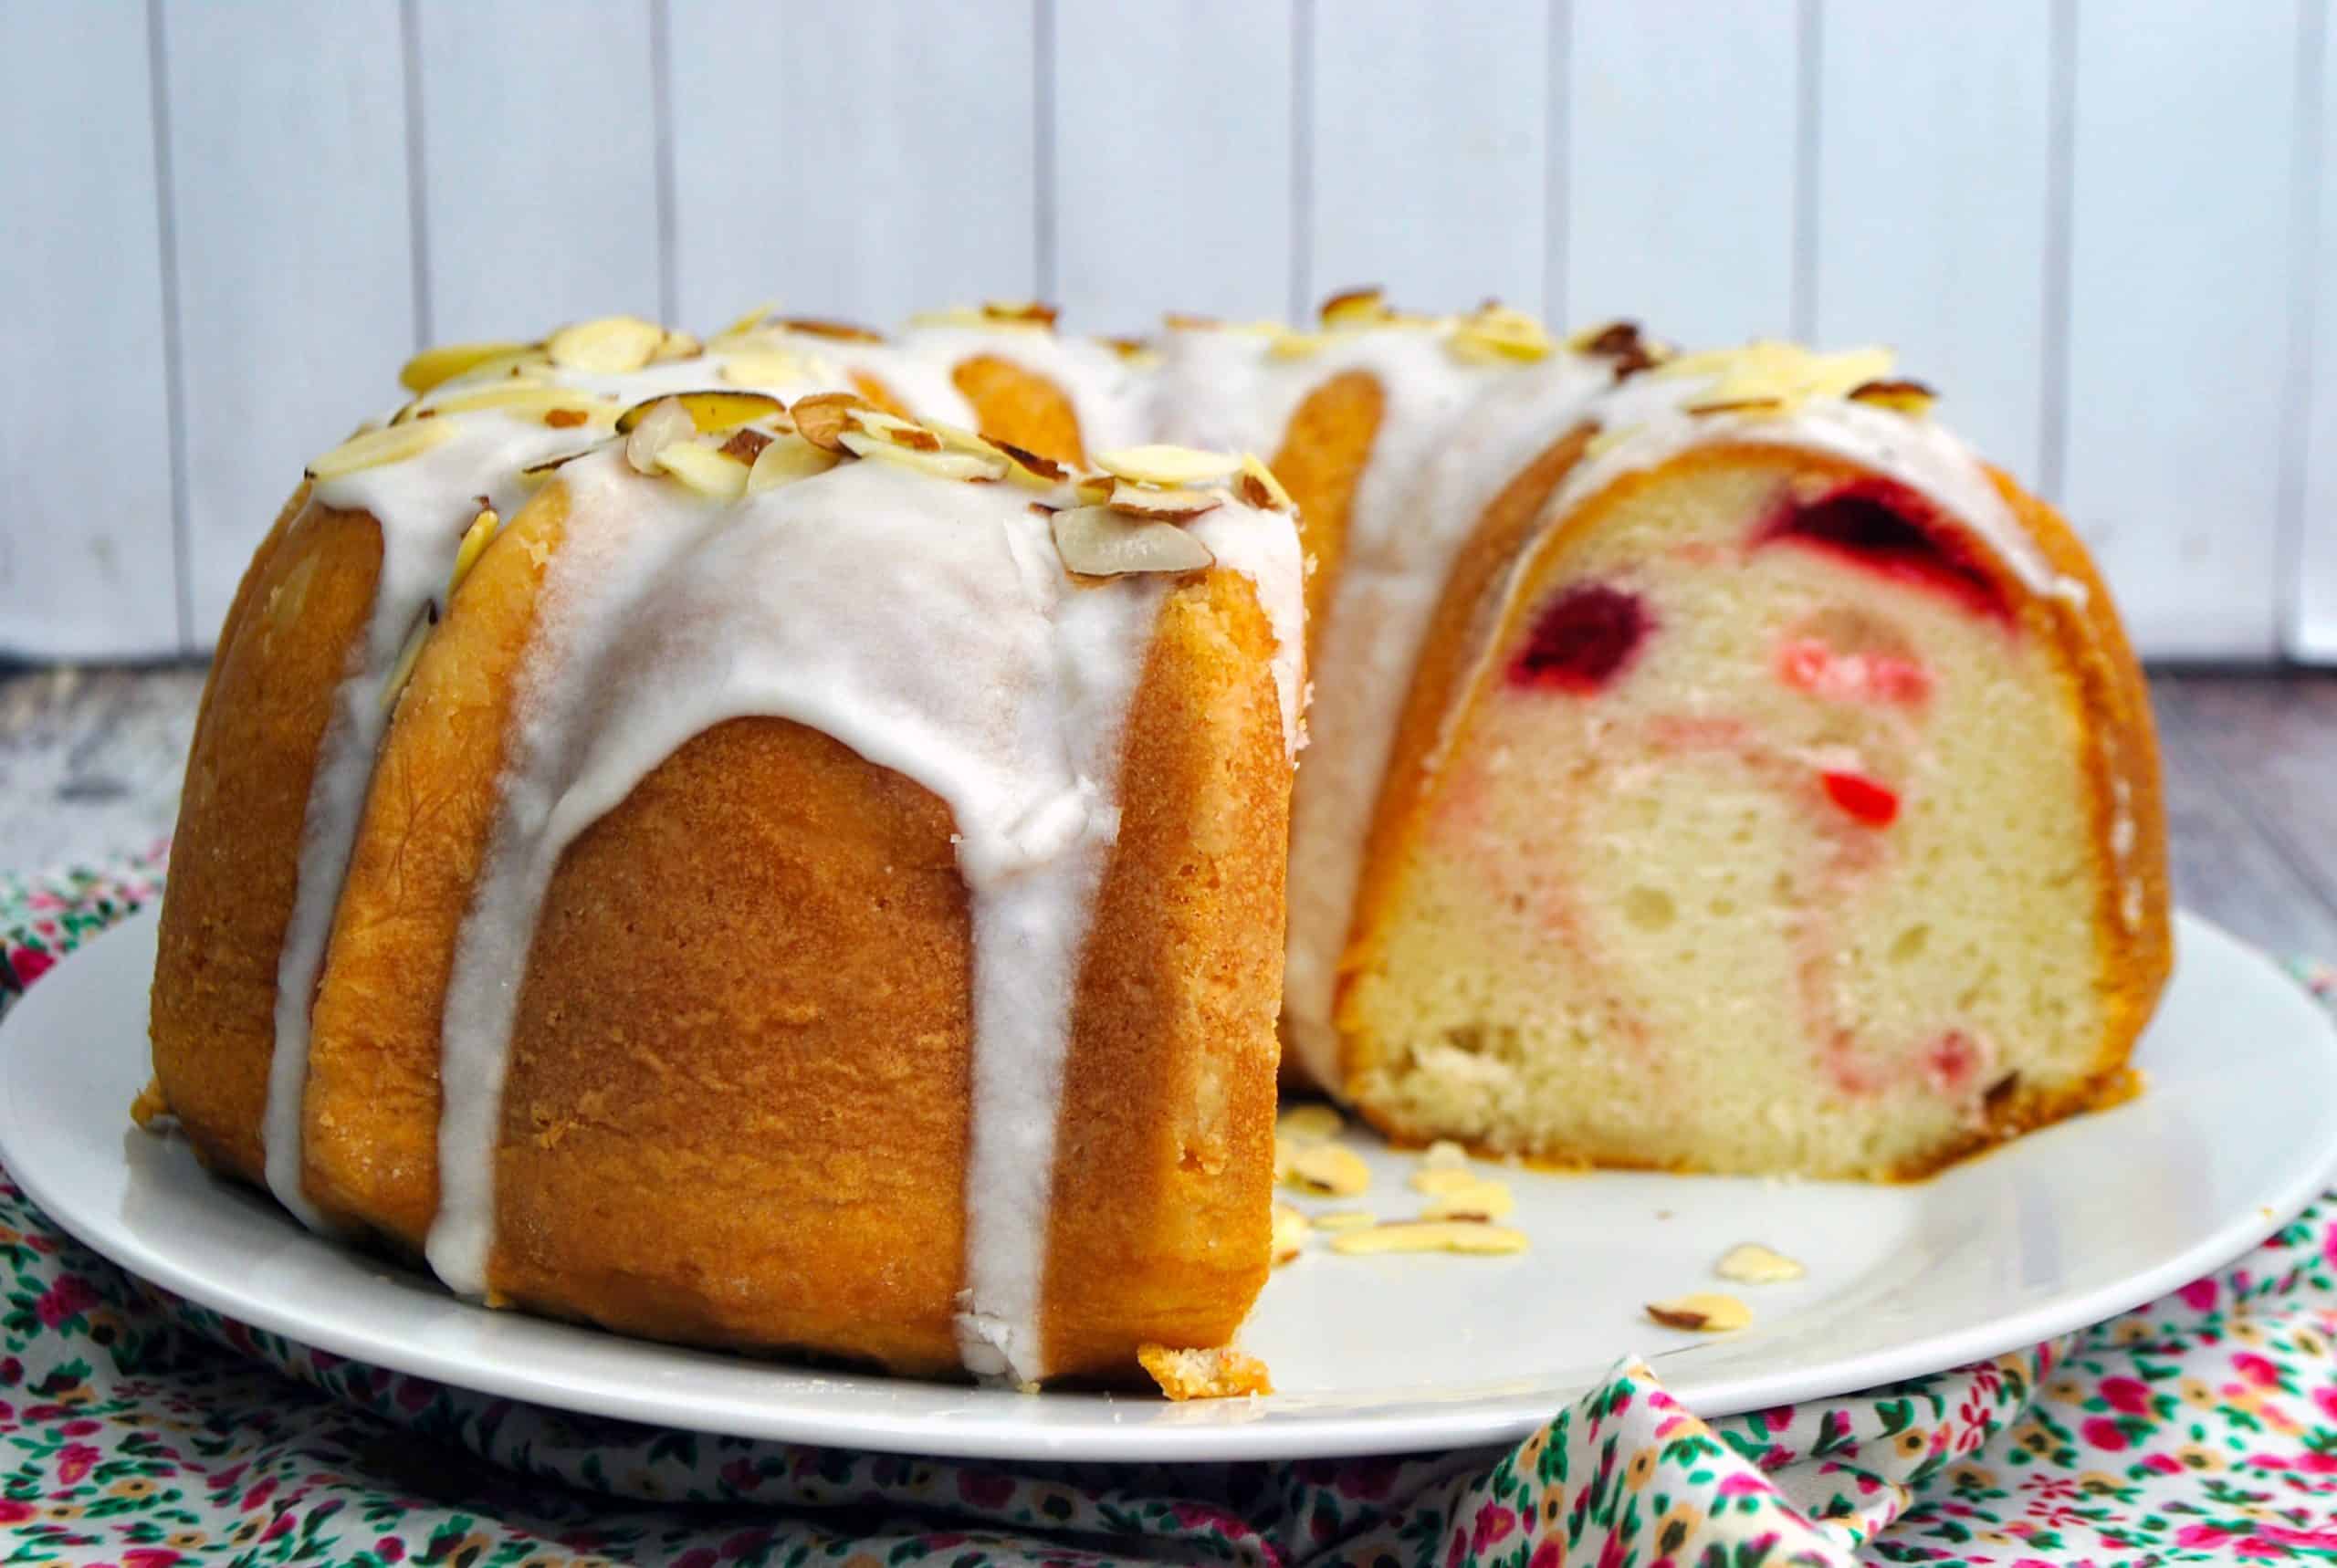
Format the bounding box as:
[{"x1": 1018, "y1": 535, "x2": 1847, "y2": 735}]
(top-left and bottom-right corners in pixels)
[{"x1": 4, "y1": 908, "x2": 2333, "y2": 1461}]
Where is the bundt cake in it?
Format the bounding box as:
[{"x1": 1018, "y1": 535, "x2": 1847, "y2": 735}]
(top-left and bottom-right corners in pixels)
[
  {"x1": 149, "y1": 322, "x2": 1305, "y2": 1385},
  {"x1": 145, "y1": 293, "x2": 2170, "y2": 1385}
]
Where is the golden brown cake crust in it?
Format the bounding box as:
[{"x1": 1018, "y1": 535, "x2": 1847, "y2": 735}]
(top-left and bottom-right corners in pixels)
[
  {"x1": 1269, "y1": 369, "x2": 1385, "y2": 658},
  {"x1": 150, "y1": 490, "x2": 376, "y2": 1186},
  {"x1": 1340, "y1": 441, "x2": 2172, "y2": 1177},
  {"x1": 952, "y1": 354, "x2": 1089, "y2": 465},
  {"x1": 299, "y1": 484, "x2": 571, "y2": 1243},
  {"x1": 1043, "y1": 569, "x2": 1287, "y2": 1379}
]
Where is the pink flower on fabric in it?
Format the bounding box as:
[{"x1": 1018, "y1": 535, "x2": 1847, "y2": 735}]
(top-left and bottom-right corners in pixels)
[
  {"x1": 2299, "y1": 1450, "x2": 2337, "y2": 1474},
  {"x1": 1597, "y1": 1531, "x2": 1630, "y2": 1568},
  {"x1": 2178, "y1": 1277, "x2": 2220, "y2": 1312},
  {"x1": 2098, "y1": 1375, "x2": 2152, "y2": 1414},
  {"x1": 1529, "y1": 1542, "x2": 1564, "y2": 1568},
  {"x1": 0, "y1": 1500, "x2": 31, "y2": 1525},
  {"x1": 34, "y1": 1273, "x2": 97, "y2": 1328},
  {"x1": 7, "y1": 946, "x2": 53, "y2": 985},
  {"x1": 123, "y1": 1551, "x2": 185, "y2": 1568},
  {"x1": 956, "y1": 1469, "x2": 1015, "y2": 1510},
  {"x1": 2080, "y1": 1417, "x2": 2128, "y2": 1451},
  {"x1": 1718, "y1": 1472, "x2": 1771, "y2": 1498},
  {"x1": 2314, "y1": 1385, "x2": 2337, "y2": 1421},
  {"x1": 2175, "y1": 1523, "x2": 2232, "y2": 1549},
  {"x1": 374, "y1": 1539, "x2": 404, "y2": 1563},
  {"x1": 670, "y1": 1550, "x2": 718, "y2": 1568},
  {"x1": 55, "y1": 1442, "x2": 99, "y2": 1484},
  {"x1": 2231, "y1": 1352, "x2": 2281, "y2": 1388},
  {"x1": 1470, "y1": 1503, "x2": 1517, "y2": 1552},
  {"x1": 2142, "y1": 1453, "x2": 2183, "y2": 1474}
]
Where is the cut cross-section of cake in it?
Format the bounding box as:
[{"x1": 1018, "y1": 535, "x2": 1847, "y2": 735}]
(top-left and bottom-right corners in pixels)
[{"x1": 1338, "y1": 345, "x2": 2170, "y2": 1178}]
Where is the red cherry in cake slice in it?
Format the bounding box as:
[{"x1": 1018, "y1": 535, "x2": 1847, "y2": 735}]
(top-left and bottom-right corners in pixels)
[
  {"x1": 1507, "y1": 583, "x2": 1652, "y2": 693},
  {"x1": 1818, "y1": 768, "x2": 1900, "y2": 827},
  {"x1": 1755, "y1": 477, "x2": 2012, "y2": 623}
]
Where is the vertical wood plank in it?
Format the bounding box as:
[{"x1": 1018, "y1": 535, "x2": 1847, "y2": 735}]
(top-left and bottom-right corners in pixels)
[
  {"x1": 0, "y1": 3, "x2": 182, "y2": 659},
  {"x1": 1053, "y1": 0, "x2": 1294, "y2": 330},
  {"x1": 2293, "y1": 1, "x2": 2333, "y2": 662},
  {"x1": 1306, "y1": 0, "x2": 1550, "y2": 318},
  {"x1": 1564, "y1": 0, "x2": 1800, "y2": 344},
  {"x1": 1813, "y1": 0, "x2": 2052, "y2": 481},
  {"x1": 669, "y1": 0, "x2": 1036, "y2": 332},
  {"x1": 162, "y1": 0, "x2": 416, "y2": 644},
  {"x1": 2061, "y1": 3, "x2": 2297, "y2": 660},
  {"x1": 414, "y1": 0, "x2": 665, "y2": 341}
]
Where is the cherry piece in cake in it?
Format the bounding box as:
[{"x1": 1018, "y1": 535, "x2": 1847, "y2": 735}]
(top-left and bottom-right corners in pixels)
[
  {"x1": 1508, "y1": 583, "x2": 1652, "y2": 693},
  {"x1": 1757, "y1": 479, "x2": 2010, "y2": 622}
]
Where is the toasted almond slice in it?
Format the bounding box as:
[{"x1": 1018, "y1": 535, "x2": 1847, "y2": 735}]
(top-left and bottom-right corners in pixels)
[
  {"x1": 1108, "y1": 480, "x2": 1221, "y2": 521},
  {"x1": 918, "y1": 418, "x2": 1008, "y2": 460},
  {"x1": 995, "y1": 440, "x2": 1070, "y2": 490},
  {"x1": 446, "y1": 507, "x2": 498, "y2": 600},
  {"x1": 442, "y1": 347, "x2": 555, "y2": 389},
  {"x1": 1421, "y1": 1138, "x2": 1471, "y2": 1170},
  {"x1": 1072, "y1": 472, "x2": 1116, "y2": 507},
  {"x1": 1051, "y1": 507, "x2": 1216, "y2": 579},
  {"x1": 836, "y1": 430, "x2": 1008, "y2": 481},
  {"x1": 652, "y1": 327, "x2": 702, "y2": 363},
  {"x1": 1311, "y1": 1209, "x2": 1377, "y2": 1233},
  {"x1": 546, "y1": 315, "x2": 666, "y2": 374},
  {"x1": 1422, "y1": 1178, "x2": 1515, "y2": 1222},
  {"x1": 624, "y1": 398, "x2": 697, "y2": 475},
  {"x1": 779, "y1": 316, "x2": 884, "y2": 343},
  {"x1": 1646, "y1": 1293, "x2": 1752, "y2": 1332},
  {"x1": 1268, "y1": 330, "x2": 1327, "y2": 361},
  {"x1": 746, "y1": 432, "x2": 841, "y2": 493},
  {"x1": 1271, "y1": 1203, "x2": 1311, "y2": 1266},
  {"x1": 1284, "y1": 1143, "x2": 1370, "y2": 1198},
  {"x1": 378, "y1": 601, "x2": 437, "y2": 714},
  {"x1": 1409, "y1": 1167, "x2": 1480, "y2": 1197},
  {"x1": 1237, "y1": 453, "x2": 1294, "y2": 511},
  {"x1": 1330, "y1": 1221, "x2": 1528, "y2": 1257},
  {"x1": 1275, "y1": 1103, "x2": 1343, "y2": 1143},
  {"x1": 1319, "y1": 285, "x2": 1387, "y2": 328},
  {"x1": 520, "y1": 441, "x2": 614, "y2": 479},
  {"x1": 984, "y1": 299, "x2": 1061, "y2": 327},
  {"x1": 1847, "y1": 377, "x2": 1938, "y2": 416},
  {"x1": 717, "y1": 301, "x2": 776, "y2": 339},
  {"x1": 1714, "y1": 1243, "x2": 1806, "y2": 1284},
  {"x1": 1095, "y1": 444, "x2": 1242, "y2": 487},
  {"x1": 789, "y1": 392, "x2": 871, "y2": 452},
  {"x1": 430, "y1": 384, "x2": 617, "y2": 422},
  {"x1": 907, "y1": 305, "x2": 990, "y2": 329},
  {"x1": 399, "y1": 340, "x2": 539, "y2": 394},
  {"x1": 655, "y1": 441, "x2": 750, "y2": 499},
  {"x1": 1450, "y1": 304, "x2": 1553, "y2": 363},
  {"x1": 307, "y1": 419, "x2": 456, "y2": 480},
  {"x1": 720, "y1": 350, "x2": 828, "y2": 388},
  {"x1": 844, "y1": 406, "x2": 944, "y2": 451},
  {"x1": 718, "y1": 427, "x2": 774, "y2": 463},
  {"x1": 1686, "y1": 396, "x2": 1788, "y2": 418},
  {"x1": 1099, "y1": 334, "x2": 1157, "y2": 362},
  {"x1": 615, "y1": 389, "x2": 785, "y2": 436}
]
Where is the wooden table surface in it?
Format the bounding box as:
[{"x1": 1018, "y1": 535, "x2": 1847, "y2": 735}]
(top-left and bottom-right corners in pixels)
[{"x1": 4, "y1": 664, "x2": 2334, "y2": 959}]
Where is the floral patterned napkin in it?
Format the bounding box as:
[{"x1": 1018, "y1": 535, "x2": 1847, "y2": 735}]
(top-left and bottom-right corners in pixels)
[{"x1": 4, "y1": 852, "x2": 2333, "y2": 1567}]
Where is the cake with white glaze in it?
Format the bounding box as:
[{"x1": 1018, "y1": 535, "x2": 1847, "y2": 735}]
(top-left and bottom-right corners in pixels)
[{"x1": 143, "y1": 293, "x2": 2169, "y2": 1388}]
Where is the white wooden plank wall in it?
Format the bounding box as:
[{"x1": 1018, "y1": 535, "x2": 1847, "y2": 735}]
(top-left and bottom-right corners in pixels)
[{"x1": 0, "y1": 0, "x2": 2327, "y2": 665}]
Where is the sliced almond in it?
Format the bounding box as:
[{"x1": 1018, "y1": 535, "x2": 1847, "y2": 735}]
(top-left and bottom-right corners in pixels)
[
  {"x1": 307, "y1": 419, "x2": 456, "y2": 481},
  {"x1": 1072, "y1": 472, "x2": 1116, "y2": 507},
  {"x1": 779, "y1": 316, "x2": 885, "y2": 343},
  {"x1": 717, "y1": 301, "x2": 776, "y2": 339},
  {"x1": 746, "y1": 431, "x2": 841, "y2": 493},
  {"x1": 1163, "y1": 311, "x2": 1221, "y2": 330},
  {"x1": 624, "y1": 397, "x2": 697, "y2": 475},
  {"x1": 520, "y1": 441, "x2": 614, "y2": 480},
  {"x1": 1410, "y1": 1167, "x2": 1481, "y2": 1197},
  {"x1": 984, "y1": 299, "x2": 1060, "y2": 328},
  {"x1": 446, "y1": 507, "x2": 499, "y2": 600},
  {"x1": 399, "y1": 340, "x2": 538, "y2": 394},
  {"x1": 1420, "y1": 1139, "x2": 1471, "y2": 1170},
  {"x1": 1275, "y1": 1103, "x2": 1343, "y2": 1143},
  {"x1": 845, "y1": 406, "x2": 944, "y2": 451},
  {"x1": 994, "y1": 440, "x2": 1069, "y2": 490},
  {"x1": 1319, "y1": 285, "x2": 1387, "y2": 328},
  {"x1": 1284, "y1": 1143, "x2": 1370, "y2": 1198},
  {"x1": 789, "y1": 392, "x2": 872, "y2": 452},
  {"x1": 654, "y1": 441, "x2": 750, "y2": 499},
  {"x1": 652, "y1": 327, "x2": 702, "y2": 363},
  {"x1": 1051, "y1": 507, "x2": 1215, "y2": 579},
  {"x1": 378, "y1": 601, "x2": 437, "y2": 714},
  {"x1": 1714, "y1": 1243, "x2": 1806, "y2": 1284},
  {"x1": 1847, "y1": 377, "x2": 1938, "y2": 417},
  {"x1": 1108, "y1": 480, "x2": 1221, "y2": 520},
  {"x1": 1645, "y1": 1292, "x2": 1752, "y2": 1333},
  {"x1": 718, "y1": 427, "x2": 774, "y2": 463},
  {"x1": 1268, "y1": 330, "x2": 1327, "y2": 361},
  {"x1": 615, "y1": 389, "x2": 785, "y2": 436},
  {"x1": 1330, "y1": 1221, "x2": 1528, "y2": 1257},
  {"x1": 431, "y1": 384, "x2": 617, "y2": 423},
  {"x1": 1271, "y1": 1203, "x2": 1311, "y2": 1266},
  {"x1": 1686, "y1": 396, "x2": 1788, "y2": 419},
  {"x1": 1236, "y1": 453, "x2": 1294, "y2": 511},
  {"x1": 546, "y1": 315, "x2": 667, "y2": 375},
  {"x1": 1450, "y1": 304, "x2": 1553, "y2": 363},
  {"x1": 837, "y1": 429, "x2": 1008, "y2": 481},
  {"x1": 1422, "y1": 1178, "x2": 1515, "y2": 1222},
  {"x1": 1311, "y1": 1209, "x2": 1377, "y2": 1232},
  {"x1": 437, "y1": 347, "x2": 553, "y2": 387},
  {"x1": 1095, "y1": 444, "x2": 1242, "y2": 487},
  {"x1": 1100, "y1": 334, "x2": 1155, "y2": 361}
]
